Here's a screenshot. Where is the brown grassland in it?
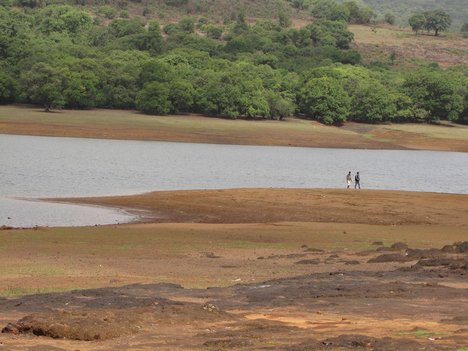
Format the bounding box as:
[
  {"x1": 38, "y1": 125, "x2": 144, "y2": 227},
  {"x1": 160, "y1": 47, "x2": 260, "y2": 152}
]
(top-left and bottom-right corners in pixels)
[
  {"x1": 350, "y1": 24, "x2": 468, "y2": 68},
  {"x1": 1, "y1": 105, "x2": 468, "y2": 151}
]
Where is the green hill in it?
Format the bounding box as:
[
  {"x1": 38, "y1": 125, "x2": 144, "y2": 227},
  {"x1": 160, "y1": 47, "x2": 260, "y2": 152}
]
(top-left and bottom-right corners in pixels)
[{"x1": 1, "y1": 0, "x2": 466, "y2": 125}]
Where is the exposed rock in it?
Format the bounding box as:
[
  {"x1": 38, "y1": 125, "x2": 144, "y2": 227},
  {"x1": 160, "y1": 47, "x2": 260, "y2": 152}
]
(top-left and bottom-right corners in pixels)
[
  {"x1": 2, "y1": 310, "x2": 142, "y2": 341},
  {"x1": 303, "y1": 248, "x2": 324, "y2": 253},
  {"x1": 368, "y1": 254, "x2": 412, "y2": 263},
  {"x1": 454, "y1": 241, "x2": 468, "y2": 253},
  {"x1": 344, "y1": 260, "x2": 360, "y2": 265},
  {"x1": 390, "y1": 242, "x2": 408, "y2": 251}
]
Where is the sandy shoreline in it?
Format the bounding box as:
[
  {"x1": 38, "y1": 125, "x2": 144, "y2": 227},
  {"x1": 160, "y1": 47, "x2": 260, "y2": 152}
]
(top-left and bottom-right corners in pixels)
[{"x1": 56, "y1": 188, "x2": 468, "y2": 227}]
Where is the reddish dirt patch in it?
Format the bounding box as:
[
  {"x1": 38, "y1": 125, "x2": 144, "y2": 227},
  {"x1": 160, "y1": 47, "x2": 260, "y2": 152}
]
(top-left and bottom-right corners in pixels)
[{"x1": 60, "y1": 188, "x2": 468, "y2": 226}]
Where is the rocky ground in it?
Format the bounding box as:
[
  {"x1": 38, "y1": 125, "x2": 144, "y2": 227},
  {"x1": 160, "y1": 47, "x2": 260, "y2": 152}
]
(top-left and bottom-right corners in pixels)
[{"x1": 1, "y1": 241, "x2": 467, "y2": 350}]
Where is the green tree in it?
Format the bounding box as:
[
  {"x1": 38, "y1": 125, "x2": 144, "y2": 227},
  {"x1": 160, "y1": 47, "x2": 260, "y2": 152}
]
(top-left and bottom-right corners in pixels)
[
  {"x1": 350, "y1": 82, "x2": 398, "y2": 123},
  {"x1": 278, "y1": 12, "x2": 292, "y2": 28},
  {"x1": 298, "y1": 77, "x2": 350, "y2": 124},
  {"x1": 343, "y1": 1, "x2": 375, "y2": 24},
  {"x1": 168, "y1": 79, "x2": 194, "y2": 112},
  {"x1": 144, "y1": 21, "x2": 164, "y2": 55},
  {"x1": 267, "y1": 92, "x2": 296, "y2": 120},
  {"x1": 404, "y1": 70, "x2": 463, "y2": 121},
  {"x1": 136, "y1": 82, "x2": 172, "y2": 114},
  {"x1": 384, "y1": 13, "x2": 395, "y2": 25},
  {"x1": 423, "y1": 9, "x2": 451, "y2": 36},
  {"x1": 310, "y1": 0, "x2": 350, "y2": 22},
  {"x1": 38, "y1": 6, "x2": 92, "y2": 35},
  {"x1": 460, "y1": 22, "x2": 468, "y2": 38},
  {"x1": 0, "y1": 70, "x2": 16, "y2": 104},
  {"x1": 409, "y1": 13, "x2": 426, "y2": 35},
  {"x1": 178, "y1": 17, "x2": 195, "y2": 33},
  {"x1": 204, "y1": 24, "x2": 223, "y2": 39},
  {"x1": 20, "y1": 63, "x2": 66, "y2": 111},
  {"x1": 63, "y1": 69, "x2": 99, "y2": 109}
]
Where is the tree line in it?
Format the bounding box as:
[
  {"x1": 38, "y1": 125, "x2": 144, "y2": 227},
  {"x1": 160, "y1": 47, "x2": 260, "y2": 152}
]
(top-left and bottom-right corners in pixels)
[{"x1": 0, "y1": 4, "x2": 467, "y2": 124}]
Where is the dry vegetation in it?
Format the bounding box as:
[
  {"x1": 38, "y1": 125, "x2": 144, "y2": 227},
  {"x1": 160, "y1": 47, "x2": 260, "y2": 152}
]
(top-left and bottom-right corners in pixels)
[{"x1": 350, "y1": 24, "x2": 468, "y2": 68}]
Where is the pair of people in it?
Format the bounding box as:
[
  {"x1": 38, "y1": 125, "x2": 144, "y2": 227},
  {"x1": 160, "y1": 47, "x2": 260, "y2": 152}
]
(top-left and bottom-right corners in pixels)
[{"x1": 346, "y1": 171, "x2": 361, "y2": 189}]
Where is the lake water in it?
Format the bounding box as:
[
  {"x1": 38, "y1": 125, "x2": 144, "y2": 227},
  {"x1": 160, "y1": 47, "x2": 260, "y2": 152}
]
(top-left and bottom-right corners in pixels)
[{"x1": 1, "y1": 134, "x2": 467, "y2": 227}]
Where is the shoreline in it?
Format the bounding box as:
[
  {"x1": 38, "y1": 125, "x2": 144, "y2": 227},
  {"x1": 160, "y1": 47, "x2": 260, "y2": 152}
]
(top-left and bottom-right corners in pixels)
[
  {"x1": 55, "y1": 188, "x2": 468, "y2": 227},
  {"x1": 1, "y1": 105, "x2": 467, "y2": 152}
]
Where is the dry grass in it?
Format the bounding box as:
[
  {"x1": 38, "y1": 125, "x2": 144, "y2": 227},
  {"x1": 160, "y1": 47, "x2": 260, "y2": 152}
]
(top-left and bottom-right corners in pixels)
[
  {"x1": 1, "y1": 221, "x2": 466, "y2": 293},
  {"x1": 2, "y1": 188, "x2": 467, "y2": 293},
  {"x1": 1, "y1": 105, "x2": 467, "y2": 151},
  {"x1": 350, "y1": 24, "x2": 468, "y2": 68}
]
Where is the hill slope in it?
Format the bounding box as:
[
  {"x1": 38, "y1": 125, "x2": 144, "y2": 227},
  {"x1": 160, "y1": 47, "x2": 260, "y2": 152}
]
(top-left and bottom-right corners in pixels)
[{"x1": 361, "y1": 0, "x2": 466, "y2": 30}]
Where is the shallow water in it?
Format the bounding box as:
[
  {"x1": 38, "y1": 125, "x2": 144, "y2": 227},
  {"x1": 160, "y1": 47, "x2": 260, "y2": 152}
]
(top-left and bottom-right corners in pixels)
[{"x1": 1, "y1": 134, "x2": 467, "y2": 227}]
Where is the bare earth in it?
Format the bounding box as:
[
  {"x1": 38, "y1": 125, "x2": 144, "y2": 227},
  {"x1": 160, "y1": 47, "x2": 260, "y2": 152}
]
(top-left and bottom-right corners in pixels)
[{"x1": 1, "y1": 189, "x2": 468, "y2": 350}]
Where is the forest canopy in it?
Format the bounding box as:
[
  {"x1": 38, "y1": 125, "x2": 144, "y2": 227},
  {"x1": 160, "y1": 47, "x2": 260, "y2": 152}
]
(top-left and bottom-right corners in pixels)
[{"x1": 0, "y1": 3, "x2": 467, "y2": 124}]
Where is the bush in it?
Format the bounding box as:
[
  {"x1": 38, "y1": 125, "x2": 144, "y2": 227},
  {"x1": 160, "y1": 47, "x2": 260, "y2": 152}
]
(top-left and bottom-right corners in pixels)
[
  {"x1": 97, "y1": 5, "x2": 117, "y2": 19},
  {"x1": 164, "y1": 0, "x2": 188, "y2": 7}
]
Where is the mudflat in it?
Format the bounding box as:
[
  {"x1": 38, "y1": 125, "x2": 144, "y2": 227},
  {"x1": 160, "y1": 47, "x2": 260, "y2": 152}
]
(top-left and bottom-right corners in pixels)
[{"x1": 1, "y1": 189, "x2": 467, "y2": 350}]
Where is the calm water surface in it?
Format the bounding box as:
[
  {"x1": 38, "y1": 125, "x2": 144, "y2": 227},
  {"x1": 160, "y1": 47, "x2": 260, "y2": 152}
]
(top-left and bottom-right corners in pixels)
[{"x1": 1, "y1": 134, "x2": 467, "y2": 227}]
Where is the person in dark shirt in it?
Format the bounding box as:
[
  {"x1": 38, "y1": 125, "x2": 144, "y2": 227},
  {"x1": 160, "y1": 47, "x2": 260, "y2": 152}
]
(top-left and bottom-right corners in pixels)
[{"x1": 355, "y1": 172, "x2": 361, "y2": 189}]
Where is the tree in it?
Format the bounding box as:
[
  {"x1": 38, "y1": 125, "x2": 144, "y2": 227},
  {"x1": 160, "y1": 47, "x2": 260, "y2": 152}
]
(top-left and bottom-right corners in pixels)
[
  {"x1": 310, "y1": 0, "x2": 349, "y2": 22},
  {"x1": 298, "y1": 77, "x2": 350, "y2": 124},
  {"x1": 20, "y1": 63, "x2": 66, "y2": 111},
  {"x1": 423, "y1": 9, "x2": 451, "y2": 36},
  {"x1": 267, "y1": 92, "x2": 296, "y2": 120},
  {"x1": 343, "y1": 1, "x2": 375, "y2": 24},
  {"x1": 0, "y1": 71, "x2": 16, "y2": 104},
  {"x1": 409, "y1": 13, "x2": 426, "y2": 34},
  {"x1": 63, "y1": 69, "x2": 99, "y2": 109},
  {"x1": 144, "y1": 21, "x2": 164, "y2": 55},
  {"x1": 168, "y1": 80, "x2": 194, "y2": 112},
  {"x1": 291, "y1": 0, "x2": 308, "y2": 11},
  {"x1": 404, "y1": 71, "x2": 464, "y2": 121},
  {"x1": 178, "y1": 17, "x2": 195, "y2": 33},
  {"x1": 136, "y1": 82, "x2": 172, "y2": 114},
  {"x1": 38, "y1": 6, "x2": 92, "y2": 35},
  {"x1": 384, "y1": 13, "x2": 395, "y2": 25},
  {"x1": 278, "y1": 12, "x2": 292, "y2": 28},
  {"x1": 460, "y1": 23, "x2": 468, "y2": 38},
  {"x1": 350, "y1": 82, "x2": 398, "y2": 123},
  {"x1": 205, "y1": 24, "x2": 223, "y2": 39}
]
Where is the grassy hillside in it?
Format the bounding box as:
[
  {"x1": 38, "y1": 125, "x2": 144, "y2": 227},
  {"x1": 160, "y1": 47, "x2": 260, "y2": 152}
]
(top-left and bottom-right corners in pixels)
[
  {"x1": 349, "y1": 24, "x2": 468, "y2": 68},
  {"x1": 361, "y1": 0, "x2": 466, "y2": 30}
]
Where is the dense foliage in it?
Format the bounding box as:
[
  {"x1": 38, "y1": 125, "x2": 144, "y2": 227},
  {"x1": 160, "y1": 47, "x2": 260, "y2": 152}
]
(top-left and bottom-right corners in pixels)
[{"x1": 0, "y1": 3, "x2": 467, "y2": 125}]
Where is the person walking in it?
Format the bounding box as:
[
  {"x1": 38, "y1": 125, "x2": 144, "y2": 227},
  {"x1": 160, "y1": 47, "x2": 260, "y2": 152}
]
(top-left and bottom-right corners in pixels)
[
  {"x1": 354, "y1": 171, "x2": 361, "y2": 189},
  {"x1": 346, "y1": 171, "x2": 352, "y2": 189}
]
